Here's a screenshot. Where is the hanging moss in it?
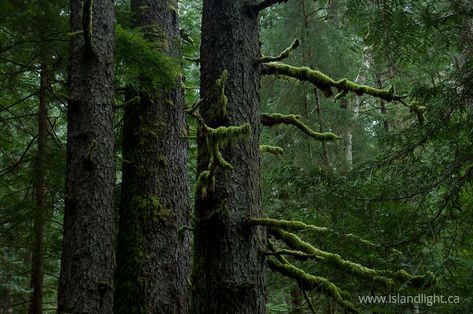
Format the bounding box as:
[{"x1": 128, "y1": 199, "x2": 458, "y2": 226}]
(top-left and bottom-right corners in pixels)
[
  {"x1": 205, "y1": 123, "x2": 251, "y2": 146},
  {"x1": 260, "y1": 62, "x2": 397, "y2": 101},
  {"x1": 260, "y1": 145, "x2": 284, "y2": 155},
  {"x1": 268, "y1": 258, "x2": 359, "y2": 313},
  {"x1": 261, "y1": 113, "x2": 339, "y2": 141},
  {"x1": 214, "y1": 69, "x2": 229, "y2": 118}
]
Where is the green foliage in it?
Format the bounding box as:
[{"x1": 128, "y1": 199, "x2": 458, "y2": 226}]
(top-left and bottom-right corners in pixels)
[{"x1": 115, "y1": 24, "x2": 179, "y2": 91}]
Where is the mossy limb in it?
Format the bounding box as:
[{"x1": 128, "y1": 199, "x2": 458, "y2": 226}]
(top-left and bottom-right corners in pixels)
[
  {"x1": 260, "y1": 62, "x2": 398, "y2": 101},
  {"x1": 257, "y1": 39, "x2": 299, "y2": 63},
  {"x1": 268, "y1": 258, "x2": 359, "y2": 313},
  {"x1": 250, "y1": 217, "x2": 401, "y2": 255},
  {"x1": 261, "y1": 113, "x2": 339, "y2": 141},
  {"x1": 260, "y1": 145, "x2": 284, "y2": 155}
]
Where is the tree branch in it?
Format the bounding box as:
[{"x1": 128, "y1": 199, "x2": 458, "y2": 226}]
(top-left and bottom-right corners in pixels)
[
  {"x1": 261, "y1": 113, "x2": 339, "y2": 141},
  {"x1": 268, "y1": 258, "x2": 359, "y2": 313},
  {"x1": 249, "y1": 0, "x2": 289, "y2": 13},
  {"x1": 256, "y1": 39, "x2": 299, "y2": 63},
  {"x1": 260, "y1": 62, "x2": 400, "y2": 101}
]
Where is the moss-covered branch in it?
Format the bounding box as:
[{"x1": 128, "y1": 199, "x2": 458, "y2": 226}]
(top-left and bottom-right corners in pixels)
[
  {"x1": 260, "y1": 62, "x2": 399, "y2": 101},
  {"x1": 256, "y1": 39, "x2": 299, "y2": 64},
  {"x1": 268, "y1": 258, "x2": 359, "y2": 313},
  {"x1": 261, "y1": 113, "x2": 339, "y2": 141},
  {"x1": 269, "y1": 227, "x2": 435, "y2": 289},
  {"x1": 260, "y1": 145, "x2": 284, "y2": 155},
  {"x1": 250, "y1": 217, "x2": 401, "y2": 255}
]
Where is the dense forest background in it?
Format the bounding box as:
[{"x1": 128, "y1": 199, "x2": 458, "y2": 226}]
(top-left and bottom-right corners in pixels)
[{"x1": 0, "y1": 0, "x2": 472, "y2": 313}]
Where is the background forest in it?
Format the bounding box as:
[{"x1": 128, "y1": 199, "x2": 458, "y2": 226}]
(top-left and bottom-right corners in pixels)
[{"x1": 0, "y1": 0, "x2": 472, "y2": 313}]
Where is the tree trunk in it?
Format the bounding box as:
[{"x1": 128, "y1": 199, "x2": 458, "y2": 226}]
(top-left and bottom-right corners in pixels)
[
  {"x1": 58, "y1": 0, "x2": 115, "y2": 312},
  {"x1": 191, "y1": 0, "x2": 266, "y2": 313},
  {"x1": 29, "y1": 63, "x2": 48, "y2": 314},
  {"x1": 114, "y1": 0, "x2": 191, "y2": 313}
]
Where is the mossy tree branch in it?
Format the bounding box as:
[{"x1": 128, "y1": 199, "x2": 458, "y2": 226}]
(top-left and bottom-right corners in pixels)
[
  {"x1": 256, "y1": 39, "x2": 299, "y2": 64},
  {"x1": 260, "y1": 62, "x2": 400, "y2": 101},
  {"x1": 261, "y1": 113, "x2": 339, "y2": 141},
  {"x1": 268, "y1": 258, "x2": 359, "y2": 313},
  {"x1": 267, "y1": 227, "x2": 435, "y2": 289},
  {"x1": 250, "y1": 217, "x2": 401, "y2": 255},
  {"x1": 259, "y1": 145, "x2": 284, "y2": 155}
]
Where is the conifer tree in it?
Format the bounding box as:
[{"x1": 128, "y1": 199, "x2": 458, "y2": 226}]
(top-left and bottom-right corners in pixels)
[
  {"x1": 58, "y1": 0, "x2": 115, "y2": 312},
  {"x1": 114, "y1": 0, "x2": 191, "y2": 312}
]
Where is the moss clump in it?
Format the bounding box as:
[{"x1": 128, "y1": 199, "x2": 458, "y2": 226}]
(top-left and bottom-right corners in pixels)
[
  {"x1": 260, "y1": 145, "x2": 284, "y2": 155},
  {"x1": 260, "y1": 62, "x2": 397, "y2": 101},
  {"x1": 197, "y1": 123, "x2": 252, "y2": 198},
  {"x1": 409, "y1": 101, "x2": 427, "y2": 125},
  {"x1": 132, "y1": 195, "x2": 173, "y2": 223},
  {"x1": 261, "y1": 113, "x2": 339, "y2": 141},
  {"x1": 214, "y1": 69, "x2": 229, "y2": 118}
]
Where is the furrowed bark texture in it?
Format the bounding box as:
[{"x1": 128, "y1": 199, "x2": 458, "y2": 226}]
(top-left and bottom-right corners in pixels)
[
  {"x1": 114, "y1": 0, "x2": 191, "y2": 313},
  {"x1": 30, "y1": 64, "x2": 48, "y2": 314},
  {"x1": 58, "y1": 0, "x2": 115, "y2": 312},
  {"x1": 191, "y1": 1, "x2": 266, "y2": 313}
]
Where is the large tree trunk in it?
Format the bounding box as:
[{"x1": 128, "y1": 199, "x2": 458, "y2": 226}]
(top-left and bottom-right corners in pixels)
[
  {"x1": 29, "y1": 63, "x2": 48, "y2": 314},
  {"x1": 114, "y1": 0, "x2": 191, "y2": 313},
  {"x1": 58, "y1": 0, "x2": 115, "y2": 312},
  {"x1": 191, "y1": 0, "x2": 266, "y2": 313}
]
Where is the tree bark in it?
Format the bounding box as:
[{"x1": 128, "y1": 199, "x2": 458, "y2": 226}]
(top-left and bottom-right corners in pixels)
[
  {"x1": 29, "y1": 63, "x2": 48, "y2": 314},
  {"x1": 114, "y1": 0, "x2": 191, "y2": 313},
  {"x1": 191, "y1": 0, "x2": 266, "y2": 313},
  {"x1": 58, "y1": 0, "x2": 115, "y2": 312}
]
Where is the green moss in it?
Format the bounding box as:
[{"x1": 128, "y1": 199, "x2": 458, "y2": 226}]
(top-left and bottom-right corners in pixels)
[
  {"x1": 85, "y1": 139, "x2": 97, "y2": 161},
  {"x1": 257, "y1": 39, "x2": 300, "y2": 63},
  {"x1": 206, "y1": 123, "x2": 251, "y2": 146},
  {"x1": 215, "y1": 70, "x2": 229, "y2": 118},
  {"x1": 268, "y1": 258, "x2": 359, "y2": 313},
  {"x1": 410, "y1": 101, "x2": 427, "y2": 125},
  {"x1": 158, "y1": 155, "x2": 169, "y2": 167},
  {"x1": 260, "y1": 62, "x2": 397, "y2": 101},
  {"x1": 261, "y1": 113, "x2": 339, "y2": 141},
  {"x1": 269, "y1": 227, "x2": 396, "y2": 287},
  {"x1": 132, "y1": 195, "x2": 173, "y2": 223},
  {"x1": 260, "y1": 145, "x2": 284, "y2": 155},
  {"x1": 251, "y1": 217, "x2": 402, "y2": 255}
]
